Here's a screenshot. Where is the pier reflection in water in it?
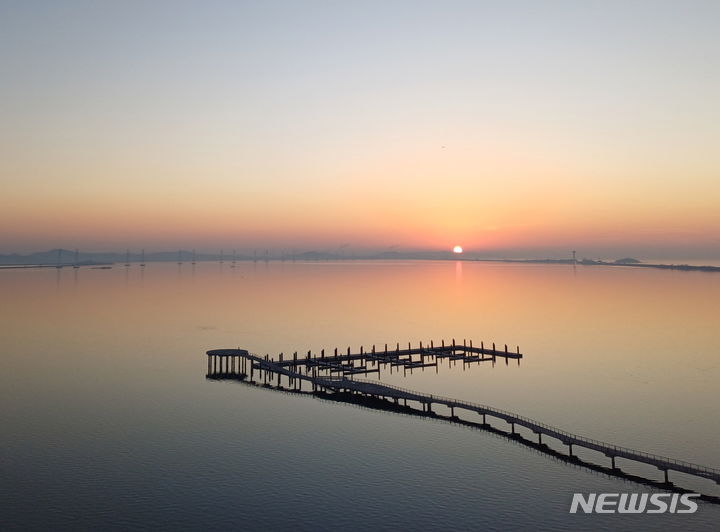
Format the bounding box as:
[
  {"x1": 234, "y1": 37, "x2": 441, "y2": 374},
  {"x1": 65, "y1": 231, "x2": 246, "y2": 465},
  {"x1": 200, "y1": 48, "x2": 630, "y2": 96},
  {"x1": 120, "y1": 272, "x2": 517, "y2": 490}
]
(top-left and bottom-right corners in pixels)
[{"x1": 205, "y1": 343, "x2": 720, "y2": 503}]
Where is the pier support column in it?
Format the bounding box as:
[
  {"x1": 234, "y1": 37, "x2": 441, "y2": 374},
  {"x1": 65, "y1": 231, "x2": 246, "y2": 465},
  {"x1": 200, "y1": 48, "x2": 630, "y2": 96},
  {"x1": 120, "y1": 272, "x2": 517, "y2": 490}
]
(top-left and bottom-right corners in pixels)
[
  {"x1": 568, "y1": 443, "x2": 573, "y2": 457},
  {"x1": 207, "y1": 355, "x2": 211, "y2": 375},
  {"x1": 663, "y1": 469, "x2": 670, "y2": 484},
  {"x1": 538, "y1": 433, "x2": 542, "y2": 445},
  {"x1": 511, "y1": 422, "x2": 515, "y2": 435},
  {"x1": 482, "y1": 413, "x2": 486, "y2": 425},
  {"x1": 611, "y1": 456, "x2": 616, "y2": 469}
]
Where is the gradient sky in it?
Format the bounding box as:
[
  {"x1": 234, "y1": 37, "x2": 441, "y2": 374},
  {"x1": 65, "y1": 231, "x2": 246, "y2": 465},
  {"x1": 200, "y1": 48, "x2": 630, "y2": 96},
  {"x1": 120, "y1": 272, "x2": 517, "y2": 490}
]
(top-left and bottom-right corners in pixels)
[{"x1": 1, "y1": 0, "x2": 719, "y2": 258}]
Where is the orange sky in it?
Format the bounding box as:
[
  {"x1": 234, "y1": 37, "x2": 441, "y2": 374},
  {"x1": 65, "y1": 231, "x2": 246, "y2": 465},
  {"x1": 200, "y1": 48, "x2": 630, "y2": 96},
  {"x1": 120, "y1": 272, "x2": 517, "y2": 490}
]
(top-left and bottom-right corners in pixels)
[{"x1": 1, "y1": 2, "x2": 719, "y2": 258}]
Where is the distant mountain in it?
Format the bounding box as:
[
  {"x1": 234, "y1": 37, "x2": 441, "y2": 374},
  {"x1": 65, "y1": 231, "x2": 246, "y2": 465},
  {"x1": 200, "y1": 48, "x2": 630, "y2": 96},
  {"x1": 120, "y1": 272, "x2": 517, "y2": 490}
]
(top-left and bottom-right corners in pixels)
[{"x1": 0, "y1": 249, "x2": 205, "y2": 265}]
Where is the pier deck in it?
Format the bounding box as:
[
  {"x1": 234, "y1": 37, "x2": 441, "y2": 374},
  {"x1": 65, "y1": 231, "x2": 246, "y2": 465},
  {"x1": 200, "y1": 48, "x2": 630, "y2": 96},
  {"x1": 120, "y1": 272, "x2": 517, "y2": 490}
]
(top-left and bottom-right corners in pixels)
[{"x1": 205, "y1": 344, "x2": 720, "y2": 490}]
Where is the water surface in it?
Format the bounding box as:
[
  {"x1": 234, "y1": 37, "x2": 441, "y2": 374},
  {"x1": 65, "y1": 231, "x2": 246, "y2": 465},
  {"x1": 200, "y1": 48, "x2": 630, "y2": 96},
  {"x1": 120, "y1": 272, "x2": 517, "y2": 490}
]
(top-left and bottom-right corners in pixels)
[{"x1": 1, "y1": 261, "x2": 718, "y2": 530}]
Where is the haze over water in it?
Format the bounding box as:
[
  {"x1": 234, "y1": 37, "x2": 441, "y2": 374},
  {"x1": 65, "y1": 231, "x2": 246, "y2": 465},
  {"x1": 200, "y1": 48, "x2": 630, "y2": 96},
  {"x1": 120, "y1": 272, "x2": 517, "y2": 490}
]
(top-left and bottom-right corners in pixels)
[{"x1": 1, "y1": 261, "x2": 718, "y2": 530}]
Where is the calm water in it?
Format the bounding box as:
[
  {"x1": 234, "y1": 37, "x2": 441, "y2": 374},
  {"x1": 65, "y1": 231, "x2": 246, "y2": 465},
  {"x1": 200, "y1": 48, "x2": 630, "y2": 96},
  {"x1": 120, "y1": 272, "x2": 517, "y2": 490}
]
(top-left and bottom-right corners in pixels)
[{"x1": 1, "y1": 261, "x2": 719, "y2": 531}]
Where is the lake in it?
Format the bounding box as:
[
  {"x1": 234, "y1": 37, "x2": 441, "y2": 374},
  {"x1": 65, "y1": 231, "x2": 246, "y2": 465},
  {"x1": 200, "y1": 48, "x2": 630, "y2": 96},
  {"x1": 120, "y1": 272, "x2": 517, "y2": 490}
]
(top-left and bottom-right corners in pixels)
[{"x1": 1, "y1": 260, "x2": 718, "y2": 530}]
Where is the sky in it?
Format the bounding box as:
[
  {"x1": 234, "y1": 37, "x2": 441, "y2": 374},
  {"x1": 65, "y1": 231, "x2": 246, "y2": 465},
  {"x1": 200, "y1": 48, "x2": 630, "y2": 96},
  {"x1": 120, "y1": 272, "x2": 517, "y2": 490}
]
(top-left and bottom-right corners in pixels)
[{"x1": 1, "y1": 0, "x2": 719, "y2": 259}]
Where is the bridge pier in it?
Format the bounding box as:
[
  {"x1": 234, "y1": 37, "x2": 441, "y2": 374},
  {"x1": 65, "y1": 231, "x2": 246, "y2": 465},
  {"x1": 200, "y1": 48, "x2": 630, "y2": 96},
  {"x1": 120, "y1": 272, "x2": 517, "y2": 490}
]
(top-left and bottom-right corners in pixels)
[
  {"x1": 568, "y1": 443, "x2": 573, "y2": 457},
  {"x1": 537, "y1": 432, "x2": 542, "y2": 445}
]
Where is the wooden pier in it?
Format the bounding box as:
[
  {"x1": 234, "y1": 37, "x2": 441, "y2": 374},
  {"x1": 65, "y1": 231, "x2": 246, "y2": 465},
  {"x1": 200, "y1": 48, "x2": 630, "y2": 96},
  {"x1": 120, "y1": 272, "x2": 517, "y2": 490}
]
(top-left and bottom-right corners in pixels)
[
  {"x1": 206, "y1": 339, "x2": 520, "y2": 382},
  {"x1": 205, "y1": 342, "x2": 720, "y2": 493}
]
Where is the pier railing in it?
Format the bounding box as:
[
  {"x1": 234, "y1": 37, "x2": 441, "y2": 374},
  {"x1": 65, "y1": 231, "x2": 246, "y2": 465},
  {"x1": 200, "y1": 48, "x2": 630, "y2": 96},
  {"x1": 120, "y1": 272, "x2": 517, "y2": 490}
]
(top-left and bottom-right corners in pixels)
[
  {"x1": 205, "y1": 347, "x2": 720, "y2": 486},
  {"x1": 345, "y1": 378, "x2": 720, "y2": 480}
]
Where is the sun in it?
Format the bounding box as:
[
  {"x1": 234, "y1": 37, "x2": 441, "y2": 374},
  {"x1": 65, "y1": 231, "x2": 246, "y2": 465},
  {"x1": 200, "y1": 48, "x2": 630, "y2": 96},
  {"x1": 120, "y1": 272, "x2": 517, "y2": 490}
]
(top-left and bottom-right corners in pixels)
[{"x1": 453, "y1": 245, "x2": 463, "y2": 254}]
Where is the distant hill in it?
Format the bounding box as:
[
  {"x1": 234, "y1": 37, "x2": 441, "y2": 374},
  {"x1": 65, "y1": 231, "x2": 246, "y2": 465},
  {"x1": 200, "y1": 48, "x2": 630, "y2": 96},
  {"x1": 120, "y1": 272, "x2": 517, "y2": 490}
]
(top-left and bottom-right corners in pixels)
[{"x1": 614, "y1": 257, "x2": 642, "y2": 264}]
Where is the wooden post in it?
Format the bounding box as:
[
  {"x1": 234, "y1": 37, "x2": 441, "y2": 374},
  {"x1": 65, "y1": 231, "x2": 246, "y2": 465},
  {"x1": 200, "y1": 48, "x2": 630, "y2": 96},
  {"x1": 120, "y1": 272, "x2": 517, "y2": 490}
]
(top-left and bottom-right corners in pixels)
[
  {"x1": 538, "y1": 433, "x2": 542, "y2": 445},
  {"x1": 207, "y1": 355, "x2": 211, "y2": 375}
]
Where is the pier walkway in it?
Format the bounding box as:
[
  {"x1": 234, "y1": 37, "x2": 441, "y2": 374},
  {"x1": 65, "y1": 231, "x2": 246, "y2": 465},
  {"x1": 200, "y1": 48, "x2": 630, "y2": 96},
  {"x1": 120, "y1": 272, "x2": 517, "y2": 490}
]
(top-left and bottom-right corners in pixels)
[{"x1": 205, "y1": 344, "x2": 720, "y2": 489}]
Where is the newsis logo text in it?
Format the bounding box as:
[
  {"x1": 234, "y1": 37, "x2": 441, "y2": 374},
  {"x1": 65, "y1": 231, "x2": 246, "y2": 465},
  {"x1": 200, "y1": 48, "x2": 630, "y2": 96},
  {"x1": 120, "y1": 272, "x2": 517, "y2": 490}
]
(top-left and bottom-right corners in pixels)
[{"x1": 570, "y1": 493, "x2": 700, "y2": 514}]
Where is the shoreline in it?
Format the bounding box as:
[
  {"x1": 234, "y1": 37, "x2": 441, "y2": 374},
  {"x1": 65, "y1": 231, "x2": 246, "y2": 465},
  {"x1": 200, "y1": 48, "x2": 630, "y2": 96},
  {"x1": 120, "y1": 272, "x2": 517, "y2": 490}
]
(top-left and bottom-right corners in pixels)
[
  {"x1": 1, "y1": 258, "x2": 719, "y2": 272},
  {"x1": 470, "y1": 258, "x2": 720, "y2": 272}
]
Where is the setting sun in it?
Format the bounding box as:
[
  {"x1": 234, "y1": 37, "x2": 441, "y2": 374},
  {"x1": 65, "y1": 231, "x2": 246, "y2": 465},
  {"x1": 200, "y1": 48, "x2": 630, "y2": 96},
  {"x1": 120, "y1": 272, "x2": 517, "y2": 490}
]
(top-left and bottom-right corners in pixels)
[{"x1": 453, "y1": 246, "x2": 463, "y2": 254}]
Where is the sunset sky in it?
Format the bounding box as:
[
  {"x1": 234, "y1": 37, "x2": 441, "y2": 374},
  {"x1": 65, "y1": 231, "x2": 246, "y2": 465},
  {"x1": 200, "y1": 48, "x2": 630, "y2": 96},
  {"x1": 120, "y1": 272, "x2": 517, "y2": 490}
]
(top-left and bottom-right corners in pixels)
[{"x1": 1, "y1": 1, "x2": 719, "y2": 258}]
